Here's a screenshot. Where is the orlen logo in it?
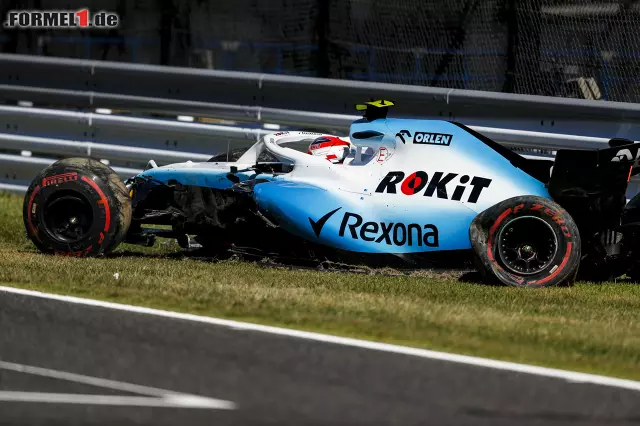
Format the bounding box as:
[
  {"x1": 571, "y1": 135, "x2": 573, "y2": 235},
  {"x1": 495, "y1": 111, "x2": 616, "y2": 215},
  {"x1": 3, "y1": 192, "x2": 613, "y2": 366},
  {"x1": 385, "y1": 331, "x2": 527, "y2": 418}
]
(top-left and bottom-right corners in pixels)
[
  {"x1": 413, "y1": 132, "x2": 453, "y2": 146},
  {"x1": 375, "y1": 171, "x2": 492, "y2": 203},
  {"x1": 393, "y1": 130, "x2": 453, "y2": 146},
  {"x1": 339, "y1": 212, "x2": 439, "y2": 247}
]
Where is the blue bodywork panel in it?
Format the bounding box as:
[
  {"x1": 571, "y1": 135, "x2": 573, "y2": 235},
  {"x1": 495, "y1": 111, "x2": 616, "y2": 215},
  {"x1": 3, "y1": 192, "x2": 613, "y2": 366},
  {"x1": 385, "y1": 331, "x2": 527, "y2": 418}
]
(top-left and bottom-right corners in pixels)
[{"x1": 136, "y1": 118, "x2": 551, "y2": 254}]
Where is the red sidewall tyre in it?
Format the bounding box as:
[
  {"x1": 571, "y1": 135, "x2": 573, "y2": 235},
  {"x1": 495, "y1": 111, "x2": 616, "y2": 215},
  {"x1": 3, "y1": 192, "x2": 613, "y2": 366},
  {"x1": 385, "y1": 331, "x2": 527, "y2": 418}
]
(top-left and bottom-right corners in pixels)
[
  {"x1": 23, "y1": 158, "x2": 132, "y2": 257},
  {"x1": 470, "y1": 196, "x2": 581, "y2": 288}
]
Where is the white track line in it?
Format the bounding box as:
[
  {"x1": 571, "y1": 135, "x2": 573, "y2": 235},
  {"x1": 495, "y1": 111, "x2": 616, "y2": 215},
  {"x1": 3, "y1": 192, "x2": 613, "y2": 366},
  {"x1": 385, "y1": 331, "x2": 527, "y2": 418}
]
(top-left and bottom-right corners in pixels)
[
  {"x1": 0, "y1": 360, "x2": 184, "y2": 397},
  {"x1": 2, "y1": 285, "x2": 640, "y2": 392},
  {"x1": 0, "y1": 360, "x2": 236, "y2": 410},
  {"x1": 0, "y1": 392, "x2": 235, "y2": 409}
]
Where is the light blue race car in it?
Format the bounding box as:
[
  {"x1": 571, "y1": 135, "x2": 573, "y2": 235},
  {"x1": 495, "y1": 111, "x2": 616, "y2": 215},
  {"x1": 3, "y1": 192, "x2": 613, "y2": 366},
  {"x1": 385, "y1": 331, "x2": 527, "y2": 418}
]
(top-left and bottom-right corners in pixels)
[{"x1": 23, "y1": 101, "x2": 640, "y2": 287}]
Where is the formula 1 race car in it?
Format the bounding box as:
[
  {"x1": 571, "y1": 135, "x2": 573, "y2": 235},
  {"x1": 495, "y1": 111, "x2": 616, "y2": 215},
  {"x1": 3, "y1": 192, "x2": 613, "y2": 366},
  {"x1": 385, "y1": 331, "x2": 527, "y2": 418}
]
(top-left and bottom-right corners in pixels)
[{"x1": 22, "y1": 101, "x2": 640, "y2": 287}]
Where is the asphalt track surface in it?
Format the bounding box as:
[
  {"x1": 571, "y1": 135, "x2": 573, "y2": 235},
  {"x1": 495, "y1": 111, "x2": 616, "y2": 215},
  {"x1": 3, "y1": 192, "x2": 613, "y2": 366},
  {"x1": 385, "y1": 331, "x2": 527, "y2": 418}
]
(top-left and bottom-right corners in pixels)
[{"x1": 2, "y1": 290, "x2": 640, "y2": 426}]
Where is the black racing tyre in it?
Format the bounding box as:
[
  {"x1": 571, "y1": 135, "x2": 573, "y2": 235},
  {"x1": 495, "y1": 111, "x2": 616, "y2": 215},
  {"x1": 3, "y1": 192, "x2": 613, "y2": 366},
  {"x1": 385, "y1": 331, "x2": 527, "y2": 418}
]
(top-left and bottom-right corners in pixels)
[
  {"x1": 469, "y1": 196, "x2": 581, "y2": 288},
  {"x1": 23, "y1": 158, "x2": 132, "y2": 257}
]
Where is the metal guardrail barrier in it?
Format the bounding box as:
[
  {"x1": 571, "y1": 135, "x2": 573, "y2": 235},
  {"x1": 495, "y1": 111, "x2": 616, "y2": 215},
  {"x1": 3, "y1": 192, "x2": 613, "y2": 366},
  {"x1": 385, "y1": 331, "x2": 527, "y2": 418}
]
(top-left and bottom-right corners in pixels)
[
  {"x1": 5, "y1": 53, "x2": 640, "y2": 139},
  {"x1": 0, "y1": 152, "x2": 141, "y2": 189},
  {"x1": 0, "y1": 104, "x2": 266, "y2": 162},
  {"x1": 1, "y1": 53, "x2": 640, "y2": 197},
  {"x1": 0, "y1": 133, "x2": 211, "y2": 166}
]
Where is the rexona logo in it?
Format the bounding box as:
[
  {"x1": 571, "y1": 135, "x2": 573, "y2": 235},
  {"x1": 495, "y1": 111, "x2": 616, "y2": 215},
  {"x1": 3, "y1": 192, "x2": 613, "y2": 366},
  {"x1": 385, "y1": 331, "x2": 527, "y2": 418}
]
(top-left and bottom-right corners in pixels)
[
  {"x1": 309, "y1": 207, "x2": 341, "y2": 237},
  {"x1": 375, "y1": 171, "x2": 492, "y2": 203},
  {"x1": 308, "y1": 208, "x2": 439, "y2": 247},
  {"x1": 394, "y1": 130, "x2": 453, "y2": 146},
  {"x1": 339, "y1": 212, "x2": 439, "y2": 247}
]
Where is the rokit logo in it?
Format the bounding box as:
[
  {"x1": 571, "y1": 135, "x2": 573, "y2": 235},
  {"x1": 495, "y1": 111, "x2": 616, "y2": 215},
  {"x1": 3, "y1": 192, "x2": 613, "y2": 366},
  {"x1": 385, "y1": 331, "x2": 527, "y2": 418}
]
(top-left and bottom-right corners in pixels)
[
  {"x1": 375, "y1": 171, "x2": 492, "y2": 203},
  {"x1": 394, "y1": 130, "x2": 453, "y2": 146}
]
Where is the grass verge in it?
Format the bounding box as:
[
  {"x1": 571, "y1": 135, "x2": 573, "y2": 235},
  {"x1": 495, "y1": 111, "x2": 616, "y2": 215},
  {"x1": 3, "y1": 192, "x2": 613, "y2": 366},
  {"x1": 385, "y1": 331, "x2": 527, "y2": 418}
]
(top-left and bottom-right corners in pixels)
[{"x1": 1, "y1": 191, "x2": 640, "y2": 379}]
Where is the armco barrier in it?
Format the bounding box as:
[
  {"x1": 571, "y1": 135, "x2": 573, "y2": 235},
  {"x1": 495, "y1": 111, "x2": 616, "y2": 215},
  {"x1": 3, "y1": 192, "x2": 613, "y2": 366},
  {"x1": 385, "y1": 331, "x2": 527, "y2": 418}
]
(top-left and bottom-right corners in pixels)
[
  {"x1": 0, "y1": 152, "x2": 141, "y2": 189},
  {"x1": 4, "y1": 53, "x2": 640, "y2": 138}
]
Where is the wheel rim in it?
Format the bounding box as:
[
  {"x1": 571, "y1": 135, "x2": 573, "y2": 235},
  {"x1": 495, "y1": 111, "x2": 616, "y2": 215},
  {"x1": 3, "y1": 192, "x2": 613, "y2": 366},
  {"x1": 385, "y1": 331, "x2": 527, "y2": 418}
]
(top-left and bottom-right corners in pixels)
[
  {"x1": 497, "y1": 216, "x2": 558, "y2": 275},
  {"x1": 42, "y1": 193, "x2": 94, "y2": 244}
]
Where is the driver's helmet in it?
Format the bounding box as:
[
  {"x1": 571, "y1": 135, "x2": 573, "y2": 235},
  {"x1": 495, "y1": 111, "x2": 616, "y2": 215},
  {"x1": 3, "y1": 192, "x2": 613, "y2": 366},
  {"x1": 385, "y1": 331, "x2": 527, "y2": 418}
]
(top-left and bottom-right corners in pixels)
[{"x1": 307, "y1": 136, "x2": 351, "y2": 164}]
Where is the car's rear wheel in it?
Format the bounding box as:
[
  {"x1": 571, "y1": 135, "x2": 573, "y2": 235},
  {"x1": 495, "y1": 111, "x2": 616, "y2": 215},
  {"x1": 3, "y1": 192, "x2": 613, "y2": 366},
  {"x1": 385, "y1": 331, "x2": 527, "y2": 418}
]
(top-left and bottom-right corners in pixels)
[
  {"x1": 23, "y1": 158, "x2": 132, "y2": 257},
  {"x1": 470, "y1": 196, "x2": 581, "y2": 287}
]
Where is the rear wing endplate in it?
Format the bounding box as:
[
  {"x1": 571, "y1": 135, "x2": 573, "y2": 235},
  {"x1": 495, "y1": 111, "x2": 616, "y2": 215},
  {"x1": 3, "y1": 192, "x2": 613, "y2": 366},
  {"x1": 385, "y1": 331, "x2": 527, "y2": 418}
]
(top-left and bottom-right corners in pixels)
[{"x1": 548, "y1": 138, "x2": 640, "y2": 231}]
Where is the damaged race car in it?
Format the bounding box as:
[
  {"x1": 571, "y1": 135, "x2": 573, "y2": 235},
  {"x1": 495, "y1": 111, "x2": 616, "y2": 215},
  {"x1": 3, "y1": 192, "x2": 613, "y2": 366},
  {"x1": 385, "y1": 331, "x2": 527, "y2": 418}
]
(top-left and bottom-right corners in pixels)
[{"x1": 22, "y1": 101, "x2": 640, "y2": 287}]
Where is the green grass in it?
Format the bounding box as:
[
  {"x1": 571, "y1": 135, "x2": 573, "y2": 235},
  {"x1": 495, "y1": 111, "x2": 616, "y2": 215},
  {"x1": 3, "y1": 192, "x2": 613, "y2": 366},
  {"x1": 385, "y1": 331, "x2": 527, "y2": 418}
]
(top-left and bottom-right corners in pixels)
[{"x1": 1, "y1": 191, "x2": 640, "y2": 379}]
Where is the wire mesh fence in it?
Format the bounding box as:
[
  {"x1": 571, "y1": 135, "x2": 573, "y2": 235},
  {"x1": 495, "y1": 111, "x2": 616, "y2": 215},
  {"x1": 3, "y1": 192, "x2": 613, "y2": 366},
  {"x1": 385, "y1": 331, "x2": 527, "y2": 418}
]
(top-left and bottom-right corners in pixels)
[{"x1": 2, "y1": 0, "x2": 640, "y2": 102}]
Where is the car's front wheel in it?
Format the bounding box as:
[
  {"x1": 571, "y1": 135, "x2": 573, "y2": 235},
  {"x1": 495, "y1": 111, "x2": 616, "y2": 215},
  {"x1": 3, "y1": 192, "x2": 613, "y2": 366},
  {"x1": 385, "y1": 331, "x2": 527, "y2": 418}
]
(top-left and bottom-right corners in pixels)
[
  {"x1": 23, "y1": 158, "x2": 132, "y2": 257},
  {"x1": 470, "y1": 196, "x2": 581, "y2": 287}
]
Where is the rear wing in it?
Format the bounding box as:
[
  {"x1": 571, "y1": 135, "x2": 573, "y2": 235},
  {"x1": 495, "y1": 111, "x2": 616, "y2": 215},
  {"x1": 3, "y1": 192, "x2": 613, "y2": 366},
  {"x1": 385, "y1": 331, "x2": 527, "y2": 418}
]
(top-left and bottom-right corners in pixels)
[{"x1": 548, "y1": 138, "x2": 639, "y2": 233}]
